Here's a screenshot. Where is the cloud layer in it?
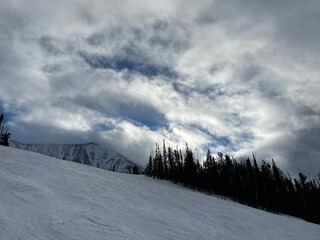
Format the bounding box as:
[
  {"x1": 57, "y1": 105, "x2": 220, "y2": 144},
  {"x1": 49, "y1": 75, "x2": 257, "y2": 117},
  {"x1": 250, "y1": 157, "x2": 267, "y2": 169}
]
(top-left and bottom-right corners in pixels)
[{"x1": 1, "y1": 0, "x2": 320, "y2": 174}]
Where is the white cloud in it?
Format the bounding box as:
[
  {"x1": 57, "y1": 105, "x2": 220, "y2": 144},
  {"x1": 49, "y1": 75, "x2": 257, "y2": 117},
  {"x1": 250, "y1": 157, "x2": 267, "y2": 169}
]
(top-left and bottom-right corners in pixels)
[{"x1": 1, "y1": 0, "x2": 320, "y2": 174}]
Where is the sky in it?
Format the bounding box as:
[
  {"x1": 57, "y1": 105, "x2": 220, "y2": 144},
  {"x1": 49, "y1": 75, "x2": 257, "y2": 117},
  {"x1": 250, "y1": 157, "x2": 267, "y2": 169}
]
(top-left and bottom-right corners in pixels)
[{"x1": 1, "y1": 0, "x2": 320, "y2": 174}]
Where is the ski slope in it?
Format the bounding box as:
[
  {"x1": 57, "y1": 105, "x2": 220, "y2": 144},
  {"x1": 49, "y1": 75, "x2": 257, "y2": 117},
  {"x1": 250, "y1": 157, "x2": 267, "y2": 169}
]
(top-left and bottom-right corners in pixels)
[{"x1": 0, "y1": 146, "x2": 319, "y2": 240}]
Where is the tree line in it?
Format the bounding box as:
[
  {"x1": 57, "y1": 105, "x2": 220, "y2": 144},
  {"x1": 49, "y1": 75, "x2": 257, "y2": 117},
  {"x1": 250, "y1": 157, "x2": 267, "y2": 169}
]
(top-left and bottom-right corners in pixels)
[{"x1": 145, "y1": 141, "x2": 320, "y2": 224}]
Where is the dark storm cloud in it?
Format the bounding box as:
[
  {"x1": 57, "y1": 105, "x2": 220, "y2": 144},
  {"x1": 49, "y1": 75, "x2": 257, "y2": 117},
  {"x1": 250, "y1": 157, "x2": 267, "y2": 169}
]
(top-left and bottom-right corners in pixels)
[
  {"x1": 262, "y1": 126, "x2": 320, "y2": 175},
  {"x1": 10, "y1": 121, "x2": 92, "y2": 145},
  {"x1": 291, "y1": 127, "x2": 320, "y2": 170}
]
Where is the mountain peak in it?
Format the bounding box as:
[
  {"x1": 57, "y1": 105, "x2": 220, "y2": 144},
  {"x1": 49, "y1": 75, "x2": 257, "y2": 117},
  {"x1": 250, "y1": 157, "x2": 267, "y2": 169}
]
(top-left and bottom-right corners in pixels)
[{"x1": 9, "y1": 140, "x2": 142, "y2": 173}]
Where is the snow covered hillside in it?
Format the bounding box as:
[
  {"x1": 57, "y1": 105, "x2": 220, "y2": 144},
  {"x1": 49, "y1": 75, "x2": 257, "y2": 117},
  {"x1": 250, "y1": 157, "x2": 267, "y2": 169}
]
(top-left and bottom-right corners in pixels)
[
  {"x1": 0, "y1": 146, "x2": 319, "y2": 240},
  {"x1": 9, "y1": 140, "x2": 141, "y2": 173}
]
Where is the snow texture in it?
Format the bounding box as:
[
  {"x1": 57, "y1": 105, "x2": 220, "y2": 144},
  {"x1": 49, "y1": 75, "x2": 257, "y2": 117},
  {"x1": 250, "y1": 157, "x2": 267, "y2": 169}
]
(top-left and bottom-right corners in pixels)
[
  {"x1": 0, "y1": 146, "x2": 319, "y2": 240},
  {"x1": 9, "y1": 140, "x2": 141, "y2": 173}
]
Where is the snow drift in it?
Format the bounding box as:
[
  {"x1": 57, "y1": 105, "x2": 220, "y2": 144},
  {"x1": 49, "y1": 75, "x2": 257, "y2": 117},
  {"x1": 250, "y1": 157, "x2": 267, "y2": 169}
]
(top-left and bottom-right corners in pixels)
[{"x1": 0, "y1": 146, "x2": 319, "y2": 240}]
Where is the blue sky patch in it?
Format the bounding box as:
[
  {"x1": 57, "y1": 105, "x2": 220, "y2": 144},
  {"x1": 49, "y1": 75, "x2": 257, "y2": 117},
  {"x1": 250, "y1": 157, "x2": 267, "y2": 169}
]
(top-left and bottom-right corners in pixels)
[{"x1": 120, "y1": 104, "x2": 168, "y2": 131}]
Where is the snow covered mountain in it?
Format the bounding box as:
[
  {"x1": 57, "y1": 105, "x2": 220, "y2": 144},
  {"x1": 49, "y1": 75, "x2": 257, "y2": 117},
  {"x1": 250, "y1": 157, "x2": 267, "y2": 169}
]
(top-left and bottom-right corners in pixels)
[
  {"x1": 0, "y1": 146, "x2": 319, "y2": 240},
  {"x1": 9, "y1": 140, "x2": 141, "y2": 173}
]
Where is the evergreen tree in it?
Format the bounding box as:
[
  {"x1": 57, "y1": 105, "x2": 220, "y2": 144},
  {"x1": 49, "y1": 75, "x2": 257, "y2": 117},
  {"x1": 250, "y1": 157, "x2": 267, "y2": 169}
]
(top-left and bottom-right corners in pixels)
[
  {"x1": 154, "y1": 144, "x2": 164, "y2": 179},
  {"x1": 173, "y1": 147, "x2": 183, "y2": 182},
  {"x1": 252, "y1": 154, "x2": 261, "y2": 207},
  {"x1": 146, "y1": 154, "x2": 153, "y2": 176},
  {"x1": 132, "y1": 165, "x2": 139, "y2": 174},
  {"x1": 167, "y1": 147, "x2": 175, "y2": 181},
  {"x1": 183, "y1": 143, "x2": 196, "y2": 186},
  {"x1": 162, "y1": 140, "x2": 168, "y2": 179},
  {"x1": 0, "y1": 114, "x2": 10, "y2": 146}
]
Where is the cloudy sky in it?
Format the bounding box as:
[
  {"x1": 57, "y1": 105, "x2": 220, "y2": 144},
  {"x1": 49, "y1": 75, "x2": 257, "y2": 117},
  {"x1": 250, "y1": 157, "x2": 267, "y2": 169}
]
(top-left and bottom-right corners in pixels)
[{"x1": 1, "y1": 0, "x2": 320, "y2": 174}]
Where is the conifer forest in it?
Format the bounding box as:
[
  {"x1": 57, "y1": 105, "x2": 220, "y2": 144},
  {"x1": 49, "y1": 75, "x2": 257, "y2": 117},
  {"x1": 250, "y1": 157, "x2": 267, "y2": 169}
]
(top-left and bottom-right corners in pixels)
[{"x1": 145, "y1": 141, "x2": 320, "y2": 224}]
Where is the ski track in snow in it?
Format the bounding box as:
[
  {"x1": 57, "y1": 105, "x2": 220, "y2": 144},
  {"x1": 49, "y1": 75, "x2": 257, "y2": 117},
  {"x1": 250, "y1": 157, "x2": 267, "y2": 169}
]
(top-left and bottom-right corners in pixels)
[{"x1": 0, "y1": 146, "x2": 319, "y2": 240}]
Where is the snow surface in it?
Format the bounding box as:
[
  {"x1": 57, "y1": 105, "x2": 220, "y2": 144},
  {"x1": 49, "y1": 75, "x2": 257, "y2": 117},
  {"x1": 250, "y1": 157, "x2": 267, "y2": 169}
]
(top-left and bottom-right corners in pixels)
[
  {"x1": 9, "y1": 140, "x2": 141, "y2": 173},
  {"x1": 0, "y1": 146, "x2": 319, "y2": 240}
]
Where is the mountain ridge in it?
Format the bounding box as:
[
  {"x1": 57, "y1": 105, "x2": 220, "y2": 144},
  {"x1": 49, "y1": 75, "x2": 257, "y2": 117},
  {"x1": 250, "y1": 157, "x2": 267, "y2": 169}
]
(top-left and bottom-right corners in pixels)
[{"x1": 9, "y1": 140, "x2": 142, "y2": 173}]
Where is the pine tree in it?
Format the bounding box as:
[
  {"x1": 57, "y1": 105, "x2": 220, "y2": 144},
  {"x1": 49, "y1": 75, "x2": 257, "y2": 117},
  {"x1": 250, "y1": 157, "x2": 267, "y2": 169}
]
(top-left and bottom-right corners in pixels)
[
  {"x1": 167, "y1": 147, "x2": 175, "y2": 181},
  {"x1": 146, "y1": 154, "x2": 153, "y2": 176},
  {"x1": 183, "y1": 143, "x2": 196, "y2": 186},
  {"x1": 252, "y1": 154, "x2": 260, "y2": 207},
  {"x1": 162, "y1": 140, "x2": 168, "y2": 178},
  {"x1": 0, "y1": 114, "x2": 10, "y2": 146},
  {"x1": 153, "y1": 144, "x2": 164, "y2": 179},
  {"x1": 203, "y1": 149, "x2": 218, "y2": 192},
  {"x1": 132, "y1": 165, "x2": 139, "y2": 174},
  {"x1": 173, "y1": 147, "x2": 183, "y2": 182}
]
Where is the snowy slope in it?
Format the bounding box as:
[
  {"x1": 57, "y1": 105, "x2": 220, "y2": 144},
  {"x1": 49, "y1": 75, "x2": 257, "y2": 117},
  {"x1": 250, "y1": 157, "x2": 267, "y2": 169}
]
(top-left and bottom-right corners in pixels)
[
  {"x1": 9, "y1": 140, "x2": 141, "y2": 173},
  {"x1": 0, "y1": 146, "x2": 319, "y2": 240}
]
